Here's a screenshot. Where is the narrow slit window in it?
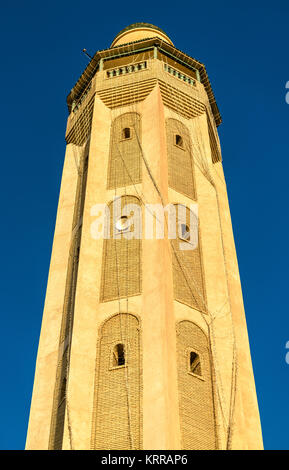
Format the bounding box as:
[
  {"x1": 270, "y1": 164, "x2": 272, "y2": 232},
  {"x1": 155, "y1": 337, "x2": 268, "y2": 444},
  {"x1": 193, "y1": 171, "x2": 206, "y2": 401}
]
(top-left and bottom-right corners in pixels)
[
  {"x1": 113, "y1": 343, "x2": 125, "y2": 367},
  {"x1": 122, "y1": 127, "x2": 131, "y2": 139},
  {"x1": 189, "y1": 351, "x2": 202, "y2": 377},
  {"x1": 175, "y1": 134, "x2": 183, "y2": 147},
  {"x1": 180, "y1": 223, "x2": 190, "y2": 242}
]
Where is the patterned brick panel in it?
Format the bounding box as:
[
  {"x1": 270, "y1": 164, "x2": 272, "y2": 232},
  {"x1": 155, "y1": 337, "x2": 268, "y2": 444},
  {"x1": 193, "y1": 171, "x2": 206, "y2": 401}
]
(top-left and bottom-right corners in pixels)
[
  {"x1": 107, "y1": 113, "x2": 142, "y2": 189},
  {"x1": 171, "y1": 205, "x2": 206, "y2": 311},
  {"x1": 166, "y1": 119, "x2": 196, "y2": 199},
  {"x1": 92, "y1": 314, "x2": 142, "y2": 450},
  {"x1": 176, "y1": 320, "x2": 217, "y2": 450},
  {"x1": 100, "y1": 195, "x2": 142, "y2": 302}
]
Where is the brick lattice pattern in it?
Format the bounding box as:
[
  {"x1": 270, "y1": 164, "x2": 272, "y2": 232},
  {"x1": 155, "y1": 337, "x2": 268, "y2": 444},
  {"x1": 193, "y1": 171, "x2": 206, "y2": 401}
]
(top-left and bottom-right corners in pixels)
[
  {"x1": 166, "y1": 118, "x2": 196, "y2": 199},
  {"x1": 107, "y1": 113, "x2": 142, "y2": 189},
  {"x1": 171, "y1": 205, "x2": 206, "y2": 311},
  {"x1": 66, "y1": 96, "x2": 94, "y2": 146},
  {"x1": 100, "y1": 195, "x2": 142, "y2": 302},
  {"x1": 92, "y1": 314, "x2": 142, "y2": 449},
  {"x1": 176, "y1": 320, "x2": 217, "y2": 450}
]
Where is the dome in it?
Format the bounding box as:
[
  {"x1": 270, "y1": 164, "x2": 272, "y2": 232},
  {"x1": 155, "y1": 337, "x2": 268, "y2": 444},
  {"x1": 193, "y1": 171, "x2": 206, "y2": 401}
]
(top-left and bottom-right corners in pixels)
[{"x1": 111, "y1": 23, "x2": 173, "y2": 47}]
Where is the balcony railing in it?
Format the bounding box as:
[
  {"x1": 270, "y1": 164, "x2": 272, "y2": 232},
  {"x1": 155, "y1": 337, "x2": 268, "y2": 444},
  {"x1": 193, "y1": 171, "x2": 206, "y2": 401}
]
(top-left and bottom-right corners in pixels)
[
  {"x1": 164, "y1": 63, "x2": 196, "y2": 87},
  {"x1": 106, "y1": 61, "x2": 147, "y2": 78}
]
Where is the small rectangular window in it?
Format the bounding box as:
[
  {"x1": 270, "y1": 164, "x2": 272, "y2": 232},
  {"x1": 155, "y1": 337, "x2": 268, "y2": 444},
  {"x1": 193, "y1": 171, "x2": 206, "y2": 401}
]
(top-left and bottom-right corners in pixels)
[
  {"x1": 112, "y1": 343, "x2": 125, "y2": 367},
  {"x1": 189, "y1": 351, "x2": 202, "y2": 377},
  {"x1": 122, "y1": 128, "x2": 131, "y2": 139},
  {"x1": 175, "y1": 134, "x2": 183, "y2": 148}
]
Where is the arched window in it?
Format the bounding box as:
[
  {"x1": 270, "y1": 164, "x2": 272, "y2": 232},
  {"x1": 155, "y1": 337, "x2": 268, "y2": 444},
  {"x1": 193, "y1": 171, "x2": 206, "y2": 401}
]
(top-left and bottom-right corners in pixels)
[
  {"x1": 122, "y1": 127, "x2": 131, "y2": 139},
  {"x1": 175, "y1": 134, "x2": 183, "y2": 148},
  {"x1": 180, "y1": 223, "x2": 190, "y2": 242},
  {"x1": 189, "y1": 351, "x2": 202, "y2": 376},
  {"x1": 112, "y1": 343, "x2": 125, "y2": 367},
  {"x1": 107, "y1": 113, "x2": 142, "y2": 189}
]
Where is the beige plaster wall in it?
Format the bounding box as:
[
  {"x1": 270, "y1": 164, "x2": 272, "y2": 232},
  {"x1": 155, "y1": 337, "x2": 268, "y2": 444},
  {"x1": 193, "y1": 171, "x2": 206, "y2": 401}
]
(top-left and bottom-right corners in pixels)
[{"x1": 25, "y1": 144, "x2": 80, "y2": 449}]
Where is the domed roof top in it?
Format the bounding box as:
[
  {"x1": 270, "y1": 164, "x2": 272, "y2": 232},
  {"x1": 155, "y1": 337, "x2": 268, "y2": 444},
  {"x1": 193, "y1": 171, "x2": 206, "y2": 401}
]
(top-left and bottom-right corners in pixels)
[
  {"x1": 115, "y1": 23, "x2": 168, "y2": 38},
  {"x1": 111, "y1": 23, "x2": 173, "y2": 47}
]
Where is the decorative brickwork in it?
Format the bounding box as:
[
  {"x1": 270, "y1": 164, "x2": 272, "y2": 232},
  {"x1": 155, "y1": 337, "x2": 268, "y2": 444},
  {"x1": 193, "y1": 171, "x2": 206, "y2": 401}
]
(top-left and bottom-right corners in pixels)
[
  {"x1": 159, "y1": 80, "x2": 206, "y2": 120},
  {"x1": 92, "y1": 313, "x2": 142, "y2": 450},
  {"x1": 171, "y1": 205, "x2": 206, "y2": 311},
  {"x1": 107, "y1": 113, "x2": 142, "y2": 189},
  {"x1": 100, "y1": 195, "x2": 142, "y2": 302},
  {"x1": 66, "y1": 96, "x2": 94, "y2": 146},
  {"x1": 97, "y1": 78, "x2": 157, "y2": 109},
  {"x1": 177, "y1": 320, "x2": 217, "y2": 450},
  {"x1": 166, "y1": 119, "x2": 196, "y2": 199},
  {"x1": 96, "y1": 77, "x2": 206, "y2": 121}
]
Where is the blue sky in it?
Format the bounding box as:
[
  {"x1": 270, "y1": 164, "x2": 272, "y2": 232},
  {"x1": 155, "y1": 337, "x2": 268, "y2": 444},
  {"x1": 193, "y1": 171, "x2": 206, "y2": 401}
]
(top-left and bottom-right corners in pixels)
[{"x1": 0, "y1": 0, "x2": 288, "y2": 450}]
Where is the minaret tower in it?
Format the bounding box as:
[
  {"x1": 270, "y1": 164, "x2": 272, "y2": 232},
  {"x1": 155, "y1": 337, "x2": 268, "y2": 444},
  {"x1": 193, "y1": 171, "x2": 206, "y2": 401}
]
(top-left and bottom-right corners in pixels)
[{"x1": 26, "y1": 23, "x2": 263, "y2": 450}]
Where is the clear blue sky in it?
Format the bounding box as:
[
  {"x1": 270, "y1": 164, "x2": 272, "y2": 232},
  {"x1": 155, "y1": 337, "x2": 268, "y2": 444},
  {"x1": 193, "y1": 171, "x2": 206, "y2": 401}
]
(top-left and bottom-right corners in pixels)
[{"x1": 0, "y1": 0, "x2": 288, "y2": 450}]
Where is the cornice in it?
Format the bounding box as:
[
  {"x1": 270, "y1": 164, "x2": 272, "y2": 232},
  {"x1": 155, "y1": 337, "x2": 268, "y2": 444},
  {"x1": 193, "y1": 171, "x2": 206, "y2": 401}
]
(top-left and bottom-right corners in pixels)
[{"x1": 66, "y1": 37, "x2": 221, "y2": 127}]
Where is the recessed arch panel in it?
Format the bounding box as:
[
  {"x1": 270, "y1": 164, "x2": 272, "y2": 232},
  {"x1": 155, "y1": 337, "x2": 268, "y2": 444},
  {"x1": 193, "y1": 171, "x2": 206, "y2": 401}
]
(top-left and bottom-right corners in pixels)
[
  {"x1": 176, "y1": 320, "x2": 217, "y2": 450},
  {"x1": 166, "y1": 118, "x2": 196, "y2": 199},
  {"x1": 92, "y1": 313, "x2": 142, "y2": 449},
  {"x1": 107, "y1": 112, "x2": 142, "y2": 189},
  {"x1": 171, "y1": 204, "x2": 206, "y2": 311},
  {"x1": 100, "y1": 195, "x2": 142, "y2": 302}
]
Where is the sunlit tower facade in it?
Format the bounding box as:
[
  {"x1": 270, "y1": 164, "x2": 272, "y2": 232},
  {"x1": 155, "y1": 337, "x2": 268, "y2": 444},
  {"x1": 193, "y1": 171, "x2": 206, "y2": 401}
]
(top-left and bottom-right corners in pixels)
[{"x1": 26, "y1": 23, "x2": 263, "y2": 450}]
